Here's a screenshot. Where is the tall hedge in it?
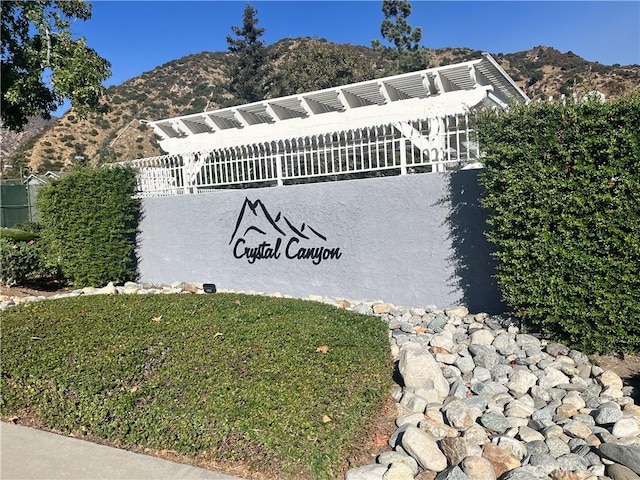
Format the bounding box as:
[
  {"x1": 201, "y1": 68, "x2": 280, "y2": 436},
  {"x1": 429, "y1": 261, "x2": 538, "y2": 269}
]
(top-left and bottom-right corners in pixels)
[
  {"x1": 476, "y1": 94, "x2": 640, "y2": 354},
  {"x1": 37, "y1": 166, "x2": 141, "y2": 287}
]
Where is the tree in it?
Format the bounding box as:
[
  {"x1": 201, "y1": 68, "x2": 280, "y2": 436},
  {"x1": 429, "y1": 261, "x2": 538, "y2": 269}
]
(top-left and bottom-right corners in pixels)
[
  {"x1": 266, "y1": 39, "x2": 376, "y2": 98},
  {"x1": 371, "y1": 0, "x2": 429, "y2": 76},
  {"x1": 1, "y1": 0, "x2": 111, "y2": 131},
  {"x1": 224, "y1": 3, "x2": 268, "y2": 105}
]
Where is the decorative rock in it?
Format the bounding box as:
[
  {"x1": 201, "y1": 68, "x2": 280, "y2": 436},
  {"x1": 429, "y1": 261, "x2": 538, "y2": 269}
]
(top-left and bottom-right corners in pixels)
[
  {"x1": 398, "y1": 344, "x2": 449, "y2": 401},
  {"x1": 612, "y1": 418, "x2": 640, "y2": 438},
  {"x1": 383, "y1": 462, "x2": 415, "y2": 480},
  {"x1": 396, "y1": 411, "x2": 426, "y2": 428},
  {"x1": 377, "y1": 451, "x2": 420, "y2": 476},
  {"x1": 470, "y1": 380, "x2": 508, "y2": 399},
  {"x1": 470, "y1": 329, "x2": 494, "y2": 346},
  {"x1": 373, "y1": 304, "x2": 391, "y2": 314},
  {"x1": 547, "y1": 436, "x2": 572, "y2": 458},
  {"x1": 599, "y1": 444, "x2": 640, "y2": 475},
  {"x1": 468, "y1": 344, "x2": 501, "y2": 370},
  {"x1": 507, "y1": 369, "x2": 539, "y2": 397},
  {"x1": 500, "y1": 468, "x2": 540, "y2": 480},
  {"x1": 556, "y1": 453, "x2": 590, "y2": 471},
  {"x1": 600, "y1": 371, "x2": 624, "y2": 390},
  {"x1": 445, "y1": 306, "x2": 469, "y2": 318},
  {"x1": 529, "y1": 453, "x2": 560, "y2": 471},
  {"x1": 493, "y1": 438, "x2": 525, "y2": 463},
  {"x1": 480, "y1": 410, "x2": 510, "y2": 434},
  {"x1": 546, "y1": 343, "x2": 571, "y2": 357},
  {"x1": 419, "y1": 417, "x2": 459, "y2": 440},
  {"x1": 434, "y1": 466, "x2": 470, "y2": 480},
  {"x1": 444, "y1": 400, "x2": 476, "y2": 431},
  {"x1": 563, "y1": 421, "x2": 593, "y2": 440},
  {"x1": 483, "y1": 443, "x2": 521, "y2": 478},
  {"x1": 624, "y1": 404, "x2": 640, "y2": 420},
  {"x1": 473, "y1": 366, "x2": 492, "y2": 383},
  {"x1": 401, "y1": 426, "x2": 447, "y2": 472},
  {"x1": 539, "y1": 368, "x2": 571, "y2": 390},
  {"x1": 454, "y1": 355, "x2": 475, "y2": 374},
  {"x1": 606, "y1": 464, "x2": 640, "y2": 480},
  {"x1": 460, "y1": 456, "x2": 496, "y2": 480},
  {"x1": 440, "y1": 436, "x2": 469, "y2": 465},
  {"x1": 400, "y1": 393, "x2": 429, "y2": 414},
  {"x1": 525, "y1": 440, "x2": 549, "y2": 455},
  {"x1": 505, "y1": 399, "x2": 535, "y2": 419},
  {"x1": 462, "y1": 424, "x2": 490, "y2": 446},
  {"x1": 431, "y1": 333, "x2": 456, "y2": 353},
  {"x1": 94, "y1": 281, "x2": 118, "y2": 295},
  {"x1": 346, "y1": 464, "x2": 388, "y2": 480},
  {"x1": 518, "y1": 425, "x2": 545, "y2": 443}
]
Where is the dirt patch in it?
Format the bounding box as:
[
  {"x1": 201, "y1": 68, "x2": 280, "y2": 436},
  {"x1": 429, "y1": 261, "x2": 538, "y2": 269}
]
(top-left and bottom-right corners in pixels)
[
  {"x1": 0, "y1": 283, "x2": 73, "y2": 298},
  {"x1": 590, "y1": 352, "x2": 640, "y2": 403}
]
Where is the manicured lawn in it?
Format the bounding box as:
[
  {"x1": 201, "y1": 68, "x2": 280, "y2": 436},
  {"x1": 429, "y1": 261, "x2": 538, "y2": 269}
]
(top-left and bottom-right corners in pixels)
[{"x1": 1, "y1": 293, "x2": 392, "y2": 479}]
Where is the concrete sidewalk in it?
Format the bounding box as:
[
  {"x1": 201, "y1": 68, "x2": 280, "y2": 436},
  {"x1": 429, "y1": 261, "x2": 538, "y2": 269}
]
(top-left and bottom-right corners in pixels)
[{"x1": 0, "y1": 422, "x2": 246, "y2": 480}]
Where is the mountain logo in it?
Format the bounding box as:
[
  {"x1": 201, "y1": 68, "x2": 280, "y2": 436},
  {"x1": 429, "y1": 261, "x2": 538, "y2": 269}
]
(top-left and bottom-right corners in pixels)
[{"x1": 230, "y1": 198, "x2": 342, "y2": 265}]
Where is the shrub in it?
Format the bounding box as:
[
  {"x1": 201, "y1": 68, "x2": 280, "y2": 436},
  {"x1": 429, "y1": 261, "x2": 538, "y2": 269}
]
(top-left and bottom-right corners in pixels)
[
  {"x1": 476, "y1": 94, "x2": 640, "y2": 353},
  {"x1": 0, "y1": 238, "x2": 43, "y2": 286},
  {"x1": 36, "y1": 166, "x2": 141, "y2": 287}
]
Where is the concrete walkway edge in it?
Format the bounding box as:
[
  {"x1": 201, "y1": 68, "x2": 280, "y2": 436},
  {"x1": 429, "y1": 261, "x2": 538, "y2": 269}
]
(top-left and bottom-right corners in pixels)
[{"x1": 1, "y1": 422, "x2": 246, "y2": 480}]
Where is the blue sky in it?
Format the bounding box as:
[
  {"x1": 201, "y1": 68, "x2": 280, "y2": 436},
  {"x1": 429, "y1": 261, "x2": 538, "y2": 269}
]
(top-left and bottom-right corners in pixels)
[{"x1": 57, "y1": 1, "x2": 639, "y2": 114}]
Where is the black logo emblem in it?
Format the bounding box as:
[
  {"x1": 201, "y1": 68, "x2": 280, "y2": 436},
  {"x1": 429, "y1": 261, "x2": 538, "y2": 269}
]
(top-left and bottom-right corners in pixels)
[{"x1": 230, "y1": 198, "x2": 342, "y2": 265}]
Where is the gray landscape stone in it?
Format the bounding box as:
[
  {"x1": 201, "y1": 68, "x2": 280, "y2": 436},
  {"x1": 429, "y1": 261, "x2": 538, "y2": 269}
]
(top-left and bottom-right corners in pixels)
[
  {"x1": 499, "y1": 468, "x2": 541, "y2": 480},
  {"x1": 345, "y1": 464, "x2": 387, "y2": 480},
  {"x1": 468, "y1": 344, "x2": 501, "y2": 370},
  {"x1": 607, "y1": 463, "x2": 640, "y2": 480},
  {"x1": 400, "y1": 426, "x2": 447, "y2": 472},
  {"x1": 460, "y1": 456, "x2": 496, "y2": 480},
  {"x1": 382, "y1": 462, "x2": 414, "y2": 480},
  {"x1": 612, "y1": 417, "x2": 640, "y2": 438},
  {"x1": 480, "y1": 410, "x2": 509, "y2": 434},
  {"x1": 377, "y1": 451, "x2": 419, "y2": 476},
  {"x1": 600, "y1": 443, "x2": 640, "y2": 475},
  {"x1": 398, "y1": 343, "x2": 449, "y2": 401},
  {"x1": 434, "y1": 465, "x2": 470, "y2": 480}
]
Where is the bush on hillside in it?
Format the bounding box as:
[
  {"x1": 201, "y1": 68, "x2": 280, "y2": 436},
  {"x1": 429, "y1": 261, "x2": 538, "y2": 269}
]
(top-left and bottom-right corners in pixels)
[
  {"x1": 36, "y1": 166, "x2": 141, "y2": 287},
  {"x1": 476, "y1": 93, "x2": 640, "y2": 354}
]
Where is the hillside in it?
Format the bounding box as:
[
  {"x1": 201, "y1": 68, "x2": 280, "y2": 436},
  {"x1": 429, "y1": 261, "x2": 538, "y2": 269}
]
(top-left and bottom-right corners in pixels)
[{"x1": 4, "y1": 40, "x2": 640, "y2": 175}]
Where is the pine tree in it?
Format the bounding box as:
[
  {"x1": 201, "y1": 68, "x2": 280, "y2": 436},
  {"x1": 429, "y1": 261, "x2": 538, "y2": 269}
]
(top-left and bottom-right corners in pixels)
[
  {"x1": 371, "y1": 0, "x2": 429, "y2": 76},
  {"x1": 225, "y1": 4, "x2": 267, "y2": 105}
]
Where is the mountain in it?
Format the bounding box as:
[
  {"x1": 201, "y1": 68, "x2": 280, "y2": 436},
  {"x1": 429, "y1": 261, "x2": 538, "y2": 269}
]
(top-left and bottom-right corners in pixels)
[
  {"x1": 4, "y1": 39, "x2": 639, "y2": 175},
  {"x1": 230, "y1": 198, "x2": 327, "y2": 246},
  {"x1": 1, "y1": 117, "x2": 57, "y2": 174}
]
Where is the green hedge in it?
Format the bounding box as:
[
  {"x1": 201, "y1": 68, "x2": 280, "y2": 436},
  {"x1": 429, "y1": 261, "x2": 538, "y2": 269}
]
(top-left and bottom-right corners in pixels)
[
  {"x1": 36, "y1": 167, "x2": 141, "y2": 287},
  {"x1": 476, "y1": 94, "x2": 640, "y2": 353}
]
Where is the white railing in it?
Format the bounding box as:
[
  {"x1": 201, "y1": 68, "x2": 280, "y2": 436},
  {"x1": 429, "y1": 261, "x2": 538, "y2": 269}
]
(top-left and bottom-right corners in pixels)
[{"x1": 121, "y1": 114, "x2": 479, "y2": 197}]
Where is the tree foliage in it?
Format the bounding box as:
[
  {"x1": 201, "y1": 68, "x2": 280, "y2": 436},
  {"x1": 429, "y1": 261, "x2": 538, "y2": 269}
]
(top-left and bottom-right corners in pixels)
[
  {"x1": 1, "y1": 0, "x2": 111, "y2": 131},
  {"x1": 371, "y1": 0, "x2": 429, "y2": 75},
  {"x1": 224, "y1": 3, "x2": 268, "y2": 105},
  {"x1": 266, "y1": 39, "x2": 376, "y2": 98},
  {"x1": 477, "y1": 94, "x2": 640, "y2": 354}
]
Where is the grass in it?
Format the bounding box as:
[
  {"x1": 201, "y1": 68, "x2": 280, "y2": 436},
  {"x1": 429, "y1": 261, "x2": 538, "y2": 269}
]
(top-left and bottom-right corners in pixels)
[{"x1": 0, "y1": 293, "x2": 392, "y2": 479}]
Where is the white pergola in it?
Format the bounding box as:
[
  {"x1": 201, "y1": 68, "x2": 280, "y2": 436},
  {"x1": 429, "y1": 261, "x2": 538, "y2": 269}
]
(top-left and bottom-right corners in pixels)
[{"x1": 128, "y1": 54, "x2": 528, "y2": 196}]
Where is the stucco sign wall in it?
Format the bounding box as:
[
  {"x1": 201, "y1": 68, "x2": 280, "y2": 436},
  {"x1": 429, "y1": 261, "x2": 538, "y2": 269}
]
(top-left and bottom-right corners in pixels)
[{"x1": 139, "y1": 171, "x2": 504, "y2": 313}]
